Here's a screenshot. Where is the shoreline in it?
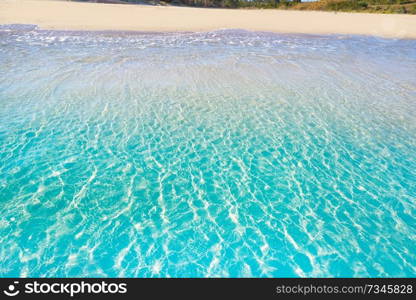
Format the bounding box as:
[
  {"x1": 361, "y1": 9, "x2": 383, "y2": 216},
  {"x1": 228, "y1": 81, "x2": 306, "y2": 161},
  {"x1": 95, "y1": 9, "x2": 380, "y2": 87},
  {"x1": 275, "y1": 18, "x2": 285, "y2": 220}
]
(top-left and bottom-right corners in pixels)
[{"x1": 1, "y1": 0, "x2": 416, "y2": 39}]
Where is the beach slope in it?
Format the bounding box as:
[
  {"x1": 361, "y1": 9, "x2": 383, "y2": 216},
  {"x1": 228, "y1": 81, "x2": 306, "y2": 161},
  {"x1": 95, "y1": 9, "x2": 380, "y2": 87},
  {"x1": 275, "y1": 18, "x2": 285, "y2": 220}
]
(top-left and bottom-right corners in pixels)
[{"x1": 1, "y1": 0, "x2": 416, "y2": 38}]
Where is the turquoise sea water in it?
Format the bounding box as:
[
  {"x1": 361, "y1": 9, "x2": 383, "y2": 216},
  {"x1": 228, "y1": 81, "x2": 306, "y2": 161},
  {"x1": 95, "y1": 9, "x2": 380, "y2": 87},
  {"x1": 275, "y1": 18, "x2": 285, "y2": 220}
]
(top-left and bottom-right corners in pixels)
[{"x1": 0, "y1": 25, "x2": 415, "y2": 277}]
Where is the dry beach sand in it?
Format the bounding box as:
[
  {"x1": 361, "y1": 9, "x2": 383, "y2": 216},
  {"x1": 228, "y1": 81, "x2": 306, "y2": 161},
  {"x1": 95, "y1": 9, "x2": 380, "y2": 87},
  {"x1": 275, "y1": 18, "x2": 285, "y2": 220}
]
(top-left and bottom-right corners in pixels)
[{"x1": 1, "y1": 0, "x2": 416, "y2": 38}]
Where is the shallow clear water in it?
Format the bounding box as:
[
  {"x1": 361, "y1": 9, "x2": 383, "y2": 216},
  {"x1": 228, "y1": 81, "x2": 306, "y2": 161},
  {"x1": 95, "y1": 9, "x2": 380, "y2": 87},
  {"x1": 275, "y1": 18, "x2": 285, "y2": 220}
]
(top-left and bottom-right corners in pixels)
[{"x1": 0, "y1": 25, "x2": 415, "y2": 277}]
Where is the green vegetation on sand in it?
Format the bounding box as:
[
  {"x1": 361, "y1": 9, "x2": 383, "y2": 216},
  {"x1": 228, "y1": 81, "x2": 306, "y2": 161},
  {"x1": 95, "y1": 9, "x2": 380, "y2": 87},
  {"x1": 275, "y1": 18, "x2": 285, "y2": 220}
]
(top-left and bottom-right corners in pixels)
[{"x1": 117, "y1": 0, "x2": 416, "y2": 14}]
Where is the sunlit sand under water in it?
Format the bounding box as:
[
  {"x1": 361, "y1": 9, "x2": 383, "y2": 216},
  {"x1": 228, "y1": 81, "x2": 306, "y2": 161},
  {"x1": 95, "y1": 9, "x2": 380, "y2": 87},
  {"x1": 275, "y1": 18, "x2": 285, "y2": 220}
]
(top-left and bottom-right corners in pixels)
[{"x1": 0, "y1": 25, "x2": 415, "y2": 277}]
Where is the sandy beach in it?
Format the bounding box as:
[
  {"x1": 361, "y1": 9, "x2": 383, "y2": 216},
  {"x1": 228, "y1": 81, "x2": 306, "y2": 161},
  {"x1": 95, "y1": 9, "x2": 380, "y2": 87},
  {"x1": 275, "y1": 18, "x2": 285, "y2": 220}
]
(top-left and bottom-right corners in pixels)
[{"x1": 1, "y1": 0, "x2": 416, "y2": 38}]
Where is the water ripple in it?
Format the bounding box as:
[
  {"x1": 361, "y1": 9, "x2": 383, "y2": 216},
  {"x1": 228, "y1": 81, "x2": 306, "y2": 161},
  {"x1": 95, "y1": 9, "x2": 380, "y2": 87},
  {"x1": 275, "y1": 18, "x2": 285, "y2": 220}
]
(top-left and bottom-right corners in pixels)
[{"x1": 0, "y1": 28, "x2": 415, "y2": 277}]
